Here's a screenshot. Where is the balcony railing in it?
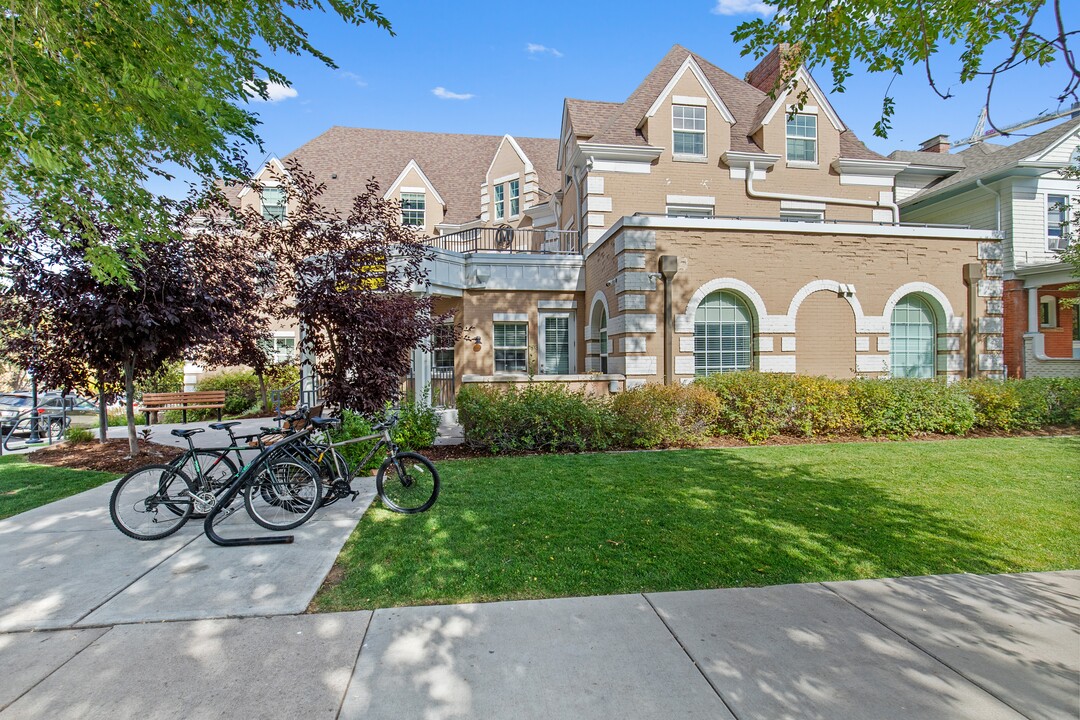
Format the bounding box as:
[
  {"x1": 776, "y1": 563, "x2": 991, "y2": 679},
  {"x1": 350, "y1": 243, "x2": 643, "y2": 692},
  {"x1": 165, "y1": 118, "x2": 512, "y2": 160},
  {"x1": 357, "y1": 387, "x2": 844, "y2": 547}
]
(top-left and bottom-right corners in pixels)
[{"x1": 430, "y1": 227, "x2": 581, "y2": 255}]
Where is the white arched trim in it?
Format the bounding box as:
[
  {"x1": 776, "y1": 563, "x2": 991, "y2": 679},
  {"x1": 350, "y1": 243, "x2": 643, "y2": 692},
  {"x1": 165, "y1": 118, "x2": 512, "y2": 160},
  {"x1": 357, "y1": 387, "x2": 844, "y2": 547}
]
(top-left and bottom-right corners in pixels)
[
  {"x1": 586, "y1": 291, "x2": 610, "y2": 340},
  {"x1": 786, "y1": 280, "x2": 867, "y2": 329},
  {"x1": 678, "y1": 278, "x2": 772, "y2": 333},
  {"x1": 881, "y1": 282, "x2": 962, "y2": 334}
]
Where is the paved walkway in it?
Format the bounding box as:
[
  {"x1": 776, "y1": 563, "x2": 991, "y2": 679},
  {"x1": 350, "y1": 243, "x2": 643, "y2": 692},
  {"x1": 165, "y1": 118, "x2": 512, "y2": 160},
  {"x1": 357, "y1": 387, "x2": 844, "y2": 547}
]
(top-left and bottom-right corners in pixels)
[
  {"x1": 1, "y1": 422, "x2": 375, "y2": 631},
  {"x1": 0, "y1": 570, "x2": 1076, "y2": 719}
]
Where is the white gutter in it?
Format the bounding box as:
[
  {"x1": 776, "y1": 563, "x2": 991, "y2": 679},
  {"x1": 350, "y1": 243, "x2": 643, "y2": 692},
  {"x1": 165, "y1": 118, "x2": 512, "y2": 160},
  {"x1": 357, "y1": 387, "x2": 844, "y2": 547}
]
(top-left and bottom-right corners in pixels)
[
  {"x1": 746, "y1": 161, "x2": 901, "y2": 223},
  {"x1": 975, "y1": 179, "x2": 1002, "y2": 232}
]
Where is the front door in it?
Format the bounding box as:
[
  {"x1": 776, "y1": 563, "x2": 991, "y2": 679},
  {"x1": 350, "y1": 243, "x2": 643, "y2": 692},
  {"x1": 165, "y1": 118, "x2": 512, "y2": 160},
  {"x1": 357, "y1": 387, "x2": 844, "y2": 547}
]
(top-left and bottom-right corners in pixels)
[{"x1": 539, "y1": 313, "x2": 575, "y2": 375}]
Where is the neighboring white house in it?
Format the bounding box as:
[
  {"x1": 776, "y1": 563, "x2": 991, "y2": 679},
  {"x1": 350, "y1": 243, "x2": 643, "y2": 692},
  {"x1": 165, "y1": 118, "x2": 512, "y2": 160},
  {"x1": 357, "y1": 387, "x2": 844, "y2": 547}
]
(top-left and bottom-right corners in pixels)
[{"x1": 893, "y1": 117, "x2": 1080, "y2": 378}]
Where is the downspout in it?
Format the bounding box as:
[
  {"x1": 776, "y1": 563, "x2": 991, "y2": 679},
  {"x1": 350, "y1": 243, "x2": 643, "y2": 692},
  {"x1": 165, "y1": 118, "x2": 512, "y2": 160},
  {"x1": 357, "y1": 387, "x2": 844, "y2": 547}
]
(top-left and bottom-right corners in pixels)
[
  {"x1": 746, "y1": 161, "x2": 901, "y2": 223},
  {"x1": 659, "y1": 255, "x2": 679, "y2": 385}
]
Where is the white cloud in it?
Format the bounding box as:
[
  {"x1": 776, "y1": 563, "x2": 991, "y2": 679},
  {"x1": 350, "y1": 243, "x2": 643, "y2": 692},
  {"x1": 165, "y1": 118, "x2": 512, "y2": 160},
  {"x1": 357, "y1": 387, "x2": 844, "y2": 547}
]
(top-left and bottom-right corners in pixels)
[
  {"x1": 432, "y1": 86, "x2": 474, "y2": 101},
  {"x1": 526, "y1": 43, "x2": 563, "y2": 58},
  {"x1": 340, "y1": 70, "x2": 367, "y2": 88},
  {"x1": 245, "y1": 80, "x2": 298, "y2": 103},
  {"x1": 712, "y1": 0, "x2": 774, "y2": 16}
]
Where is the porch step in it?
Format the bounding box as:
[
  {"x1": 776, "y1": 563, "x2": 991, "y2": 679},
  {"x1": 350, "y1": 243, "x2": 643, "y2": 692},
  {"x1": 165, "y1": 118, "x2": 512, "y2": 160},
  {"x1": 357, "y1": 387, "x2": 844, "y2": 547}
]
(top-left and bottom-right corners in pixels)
[{"x1": 435, "y1": 408, "x2": 463, "y2": 446}]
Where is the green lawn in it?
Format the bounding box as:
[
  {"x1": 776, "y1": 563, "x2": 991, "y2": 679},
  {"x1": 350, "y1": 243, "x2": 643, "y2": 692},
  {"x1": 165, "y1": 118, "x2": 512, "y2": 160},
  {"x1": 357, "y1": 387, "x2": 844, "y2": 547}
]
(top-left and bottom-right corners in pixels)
[
  {"x1": 0, "y1": 455, "x2": 118, "y2": 520},
  {"x1": 313, "y1": 437, "x2": 1080, "y2": 611}
]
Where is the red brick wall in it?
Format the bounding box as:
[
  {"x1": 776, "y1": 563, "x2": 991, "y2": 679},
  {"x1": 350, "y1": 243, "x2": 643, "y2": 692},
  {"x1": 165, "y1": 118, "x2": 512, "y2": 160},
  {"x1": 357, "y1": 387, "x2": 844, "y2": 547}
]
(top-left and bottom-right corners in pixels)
[
  {"x1": 1003, "y1": 280, "x2": 1026, "y2": 378},
  {"x1": 1039, "y1": 288, "x2": 1077, "y2": 359}
]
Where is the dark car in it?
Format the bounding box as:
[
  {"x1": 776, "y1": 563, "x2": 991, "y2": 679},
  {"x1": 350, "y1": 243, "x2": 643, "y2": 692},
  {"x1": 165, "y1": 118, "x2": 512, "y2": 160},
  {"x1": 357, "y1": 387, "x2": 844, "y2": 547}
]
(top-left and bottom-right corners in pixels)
[{"x1": 0, "y1": 392, "x2": 99, "y2": 435}]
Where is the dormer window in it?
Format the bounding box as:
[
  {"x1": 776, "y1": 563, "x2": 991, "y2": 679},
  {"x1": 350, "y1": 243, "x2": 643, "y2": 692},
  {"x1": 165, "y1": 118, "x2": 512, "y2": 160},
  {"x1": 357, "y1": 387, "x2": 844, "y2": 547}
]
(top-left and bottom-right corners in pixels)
[
  {"x1": 672, "y1": 104, "x2": 706, "y2": 158},
  {"x1": 261, "y1": 187, "x2": 286, "y2": 221},
  {"x1": 509, "y1": 179, "x2": 520, "y2": 218},
  {"x1": 494, "y1": 184, "x2": 505, "y2": 220},
  {"x1": 401, "y1": 192, "x2": 425, "y2": 227},
  {"x1": 786, "y1": 113, "x2": 817, "y2": 164}
]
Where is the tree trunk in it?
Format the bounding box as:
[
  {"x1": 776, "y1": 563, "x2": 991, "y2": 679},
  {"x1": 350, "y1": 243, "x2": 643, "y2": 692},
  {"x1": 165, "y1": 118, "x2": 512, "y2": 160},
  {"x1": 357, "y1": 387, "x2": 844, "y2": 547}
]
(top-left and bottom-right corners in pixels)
[
  {"x1": 97, "y1": 367, "x2": 108, "y2": 443},
  {"x1": 123, "y1": 358, "x2": 138, "y2": 457},
  {"x1": 257, "y1": 372, "x2": 268, "y2": 413}
]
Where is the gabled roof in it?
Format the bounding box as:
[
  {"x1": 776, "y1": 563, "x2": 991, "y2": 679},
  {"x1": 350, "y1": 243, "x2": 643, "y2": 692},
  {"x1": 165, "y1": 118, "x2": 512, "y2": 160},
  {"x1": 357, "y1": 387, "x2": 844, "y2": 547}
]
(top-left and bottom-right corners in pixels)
[
  {"x1": 581, "y1": 44, "x2": 884, "y2": 160},
  {"x1": 565, "y1": 99, "x2": 621, "y2": 140},
  {"x1": 238, "y1": 127, "x2": 559, "y2": 225},
  {"x1": 899, "y1": 117, "x2": 1080, "y2": 206}
]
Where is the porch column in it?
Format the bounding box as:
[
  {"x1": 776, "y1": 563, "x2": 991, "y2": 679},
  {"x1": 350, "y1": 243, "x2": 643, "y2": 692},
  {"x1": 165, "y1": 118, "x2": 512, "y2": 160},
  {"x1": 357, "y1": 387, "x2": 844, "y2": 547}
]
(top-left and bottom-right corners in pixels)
[
  {"x1": 410, "y1": 345, "x2": 431, "y2": 406},
  {"x1": 1027, "y1": 287, "x2": 1039, "y2": 333}
]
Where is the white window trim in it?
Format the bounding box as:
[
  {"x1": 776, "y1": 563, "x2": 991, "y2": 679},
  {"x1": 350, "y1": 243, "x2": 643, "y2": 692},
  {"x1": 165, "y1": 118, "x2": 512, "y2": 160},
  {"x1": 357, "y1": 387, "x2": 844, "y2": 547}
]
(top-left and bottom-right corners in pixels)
[
  {"x1": 493, "y1": 321, "x2": 528, "y2": 373},
  {"x1": 785, "y1": 113, "x2": 818, "y2": 165},
  {"x1": 1039, "y1": 295, "x2": 1058, "y2": 328},
  {"x1": 779, "y1": 210, "x2": 825, "y2": 222},
  {"x1": 672, "y1": 104, "x2": 707, "y2": 161},
  {"x1": 508, "y1": 178, "x2": 520, "y2": 219},
  {"x1": 538, "y1": 312, "x2": 576, "y2": 375},
  {"x1": 666, "y1": 204, "x2": 714, "y2": 218},
  {"x1": 260, "y1": 185, "x2": 287, "y2": 221},
  {"x1": 400, "y1": 191, "x2": 426, "y2": 228},
  {"x1": 1047, "y1": 193, "x2": 1073, "y2": 252},
  {"x1": 494, "y1": 184, "x2": 505, "y2": 221}
]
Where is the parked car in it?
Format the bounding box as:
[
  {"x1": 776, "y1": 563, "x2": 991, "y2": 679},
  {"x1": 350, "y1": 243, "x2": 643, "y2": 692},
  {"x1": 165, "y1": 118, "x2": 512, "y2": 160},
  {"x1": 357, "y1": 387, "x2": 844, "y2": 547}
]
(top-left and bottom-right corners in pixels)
[{"x1": 0, "y1": 392, "x2": 99, "y2": 435}]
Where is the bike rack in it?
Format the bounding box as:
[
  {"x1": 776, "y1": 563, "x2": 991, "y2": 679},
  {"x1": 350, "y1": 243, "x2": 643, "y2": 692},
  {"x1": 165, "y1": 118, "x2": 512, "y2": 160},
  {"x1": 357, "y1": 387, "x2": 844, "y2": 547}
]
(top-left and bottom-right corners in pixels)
[{"x1": 203, "y1": 429, "x2": 314, "y2": 547}]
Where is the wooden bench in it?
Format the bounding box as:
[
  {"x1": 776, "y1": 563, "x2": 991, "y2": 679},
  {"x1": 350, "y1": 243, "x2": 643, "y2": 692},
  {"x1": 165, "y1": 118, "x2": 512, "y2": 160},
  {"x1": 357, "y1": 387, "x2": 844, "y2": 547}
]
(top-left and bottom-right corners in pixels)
[{"x1": 141, "y1": 391, "x2": 227, "y2": 425}]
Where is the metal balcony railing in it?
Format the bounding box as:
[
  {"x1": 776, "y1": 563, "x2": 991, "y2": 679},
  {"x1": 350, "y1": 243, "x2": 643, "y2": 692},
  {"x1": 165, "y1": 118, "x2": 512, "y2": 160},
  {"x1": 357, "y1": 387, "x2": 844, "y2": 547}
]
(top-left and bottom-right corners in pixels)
[{"x1": 430, "y1": 227, "x2": 581, "y2": 255}]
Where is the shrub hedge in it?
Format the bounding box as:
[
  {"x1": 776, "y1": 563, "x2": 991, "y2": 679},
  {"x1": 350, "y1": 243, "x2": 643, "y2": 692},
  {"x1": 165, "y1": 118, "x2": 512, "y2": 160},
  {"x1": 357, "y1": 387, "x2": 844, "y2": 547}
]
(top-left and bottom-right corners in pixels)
[{"x1": 456, "y1": 374, "x2": 1080, "y2": 452}]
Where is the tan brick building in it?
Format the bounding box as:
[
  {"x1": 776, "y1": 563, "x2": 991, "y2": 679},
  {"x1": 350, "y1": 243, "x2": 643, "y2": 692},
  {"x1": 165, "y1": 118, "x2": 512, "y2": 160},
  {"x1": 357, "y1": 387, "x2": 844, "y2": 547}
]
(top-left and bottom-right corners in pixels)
[{"x1": 218, "y1": 45, "x2": 1007, "y2": 400}]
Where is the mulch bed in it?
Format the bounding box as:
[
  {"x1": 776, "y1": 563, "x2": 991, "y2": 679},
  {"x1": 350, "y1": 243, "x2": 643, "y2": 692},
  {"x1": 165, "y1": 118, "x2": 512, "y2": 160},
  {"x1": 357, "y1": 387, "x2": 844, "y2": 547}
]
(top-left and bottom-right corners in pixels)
[
  {"x1": 420, "y1": 425, "x2": 1077, "y2": 462},
  {"x1": 27, "y1": 439, "x2": 183, "y2": 474}
]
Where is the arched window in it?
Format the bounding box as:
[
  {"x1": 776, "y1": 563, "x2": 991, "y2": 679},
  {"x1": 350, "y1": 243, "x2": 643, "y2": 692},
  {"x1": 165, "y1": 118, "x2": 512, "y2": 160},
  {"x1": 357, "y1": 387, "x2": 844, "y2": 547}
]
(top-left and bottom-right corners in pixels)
[
  {"x1": 695, "y1": 291, "x2": 752, "y2": 375},
  {"x1": 598, "y1": 307, "x2": 608, "y2": 373},
  {"x1": 890, "y1": 295, "x2": 937, "y2": 378}
]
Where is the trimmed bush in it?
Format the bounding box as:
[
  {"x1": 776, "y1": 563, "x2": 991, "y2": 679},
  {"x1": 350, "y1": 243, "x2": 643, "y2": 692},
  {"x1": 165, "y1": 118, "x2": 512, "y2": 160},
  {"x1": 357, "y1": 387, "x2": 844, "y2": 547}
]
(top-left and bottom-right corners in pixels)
[
  {"x1": 612, "y1": 383, "x2": 720, "y2": 447},
  {"x1": 849, "y1": 378, "x2": 976, "y2": 437},
  {"x1": 696, "y1": 372, "x2": 800, "y2": 443},
  {"x1": 393, "y1": 400, "x2": 440, "y2": 450},
  {"x1": 65, "y1": 426, "x2": 94, "y2": 444},
  {"x1": 458, "y1": 383, "x2": 618, "y2": 453}
]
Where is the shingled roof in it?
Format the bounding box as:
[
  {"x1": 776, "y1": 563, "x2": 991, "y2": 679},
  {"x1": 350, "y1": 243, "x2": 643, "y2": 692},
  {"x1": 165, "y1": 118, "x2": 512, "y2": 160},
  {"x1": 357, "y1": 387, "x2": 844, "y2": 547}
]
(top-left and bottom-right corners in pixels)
[
  {"x1": 565, "y1": 99, "x2": 621, "y2": 140},
  {"x1": 898, "y1": 117, "x2": 1080, "y2": 206},
  {"x1": 578, "y1": 44, "x2": 884, "y2": 160},
  {"x1": 262, "y1": 127, "x2": 558, "y2": 226}
]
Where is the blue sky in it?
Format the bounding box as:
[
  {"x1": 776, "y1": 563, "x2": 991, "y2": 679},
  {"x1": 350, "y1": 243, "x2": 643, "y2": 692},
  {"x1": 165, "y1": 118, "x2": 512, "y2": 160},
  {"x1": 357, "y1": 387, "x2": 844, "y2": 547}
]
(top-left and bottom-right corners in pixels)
[{"x1": 152, "y1": 1, "x2": 1076, "y2": 196}]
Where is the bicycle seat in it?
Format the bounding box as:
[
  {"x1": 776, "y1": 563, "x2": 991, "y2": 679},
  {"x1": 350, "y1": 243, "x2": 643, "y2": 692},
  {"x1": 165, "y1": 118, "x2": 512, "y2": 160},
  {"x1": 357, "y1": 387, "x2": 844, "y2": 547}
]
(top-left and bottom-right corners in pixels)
[
  {"x1": 309, "y1": 417, "x2": 341, "y2": 428},
  {"x1": 208, "y1": 421, "x2": 242, "y2": 431},
  {"x1": 170, "y1": 428, "x2": 205, "y2": 439}
]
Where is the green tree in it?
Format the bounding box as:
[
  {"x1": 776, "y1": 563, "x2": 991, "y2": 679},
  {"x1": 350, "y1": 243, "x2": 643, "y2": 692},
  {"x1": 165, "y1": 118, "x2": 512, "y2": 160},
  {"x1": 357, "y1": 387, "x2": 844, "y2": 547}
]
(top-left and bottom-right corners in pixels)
[
  {"x1": 1, "y1": 0, "x2": 391, "y2": 282},
  {"x1": 733, "y1": 0, "x2": 1077, "y2": 138}
]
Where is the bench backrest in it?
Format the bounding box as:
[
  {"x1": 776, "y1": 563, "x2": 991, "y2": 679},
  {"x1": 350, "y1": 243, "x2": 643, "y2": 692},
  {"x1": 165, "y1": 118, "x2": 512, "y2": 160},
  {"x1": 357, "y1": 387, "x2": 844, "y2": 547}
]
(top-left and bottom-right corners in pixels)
[{"x1": 142, "y1": 391, "x2": 227, "y2": 405}]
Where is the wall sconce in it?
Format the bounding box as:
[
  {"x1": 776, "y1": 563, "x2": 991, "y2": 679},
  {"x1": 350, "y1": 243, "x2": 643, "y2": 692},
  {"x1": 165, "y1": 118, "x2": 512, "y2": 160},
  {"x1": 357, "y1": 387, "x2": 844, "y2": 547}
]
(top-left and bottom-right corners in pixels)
[{"x1": 472, "y1": 336, "x2": 483, "y2": 352}]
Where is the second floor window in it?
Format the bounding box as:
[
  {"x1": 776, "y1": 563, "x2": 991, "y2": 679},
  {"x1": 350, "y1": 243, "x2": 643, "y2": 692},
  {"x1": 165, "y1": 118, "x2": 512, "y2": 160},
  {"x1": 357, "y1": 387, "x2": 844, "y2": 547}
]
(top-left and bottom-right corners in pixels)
[
  {"x1": 509, "y1": 179, "x2": 520, "y2": 217},
  {"x1": 1048, "y1": 194, "x2": 1071, "y2": 251},
  {"x1": 401, "y1": 192, "x2": 425, "y2": 227},
  {"x1": 494, "y1": 184, "x2": 505, "y2": 220},
  {"x1": 672, "y1": 104, "x2": 706, "y2": 157},
  {"x1": 261, "y1": 187, "x2": 286, "y2": 221},
  {"x1": 786, "y1": 113, "x2": 817, "y2": 163}
]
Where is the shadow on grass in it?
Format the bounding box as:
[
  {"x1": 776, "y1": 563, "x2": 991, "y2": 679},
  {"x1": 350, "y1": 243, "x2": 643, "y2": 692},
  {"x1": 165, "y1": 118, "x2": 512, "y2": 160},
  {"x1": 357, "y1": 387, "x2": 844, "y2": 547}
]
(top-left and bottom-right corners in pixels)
[{"x1": 315, "y1": 438, "x2": 1080, "y2": 610}]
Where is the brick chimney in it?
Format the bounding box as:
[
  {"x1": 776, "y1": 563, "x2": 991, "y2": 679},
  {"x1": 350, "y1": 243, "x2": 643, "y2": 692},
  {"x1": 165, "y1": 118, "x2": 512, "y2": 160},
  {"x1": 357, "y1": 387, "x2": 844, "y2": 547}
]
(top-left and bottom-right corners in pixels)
[
  {"x1": 745, "y1": 44, "x2": 795, "y2": 93},
  {"x1": 919, "y1": 134, "x2": 951, "y2": 153}
]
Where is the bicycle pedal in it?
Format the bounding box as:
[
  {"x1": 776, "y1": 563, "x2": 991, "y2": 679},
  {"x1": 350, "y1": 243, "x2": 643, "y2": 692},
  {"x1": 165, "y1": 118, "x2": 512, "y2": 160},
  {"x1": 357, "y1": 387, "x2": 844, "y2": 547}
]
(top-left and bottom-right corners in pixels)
[{"x1": 350, "y1": 491, "x2": 360, "y2": 502}]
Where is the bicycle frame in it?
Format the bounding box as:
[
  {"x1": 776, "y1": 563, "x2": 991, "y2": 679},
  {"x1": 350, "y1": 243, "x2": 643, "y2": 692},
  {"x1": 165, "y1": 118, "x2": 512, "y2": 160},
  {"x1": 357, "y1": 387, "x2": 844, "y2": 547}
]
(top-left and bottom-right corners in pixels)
[
  {"x1": 315, "y1": 425, "x2": 399, "y2": 488},
  {"x1": 203, "y1": 428, "x2": 315, "y2": 547}
]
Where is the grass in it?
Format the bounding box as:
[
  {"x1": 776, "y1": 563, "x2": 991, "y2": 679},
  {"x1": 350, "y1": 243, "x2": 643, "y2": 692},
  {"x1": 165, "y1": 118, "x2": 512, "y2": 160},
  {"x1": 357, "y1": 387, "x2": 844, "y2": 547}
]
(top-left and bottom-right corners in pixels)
[
  {"x1": 312, "y1": 437, "x2": 1080, "y2": 611},
  {"x1": 0, "y1": 455, "x2": 118, "y2": 520}
]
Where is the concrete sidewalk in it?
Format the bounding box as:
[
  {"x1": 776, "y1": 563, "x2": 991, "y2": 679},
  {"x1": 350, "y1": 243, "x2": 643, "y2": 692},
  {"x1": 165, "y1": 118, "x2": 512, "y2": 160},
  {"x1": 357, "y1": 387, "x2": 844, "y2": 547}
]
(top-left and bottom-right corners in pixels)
[{"x1": 1, "y1": 571, "x2": 1076, "y2": 719}]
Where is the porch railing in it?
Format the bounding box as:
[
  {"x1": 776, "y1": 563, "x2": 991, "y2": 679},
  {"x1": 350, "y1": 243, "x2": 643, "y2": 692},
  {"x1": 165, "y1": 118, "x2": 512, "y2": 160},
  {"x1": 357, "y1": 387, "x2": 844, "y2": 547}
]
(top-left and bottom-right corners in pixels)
[{"x1": 430, "y1": 227, "x2": 580, "y2": 255}]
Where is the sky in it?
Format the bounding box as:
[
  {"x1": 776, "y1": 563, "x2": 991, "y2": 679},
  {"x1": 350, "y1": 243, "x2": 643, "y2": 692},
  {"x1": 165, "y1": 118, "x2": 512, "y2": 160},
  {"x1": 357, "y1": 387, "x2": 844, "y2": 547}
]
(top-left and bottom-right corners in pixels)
[{"x1": 149, "y1": 0, "x2": 1078, "y2": 197}]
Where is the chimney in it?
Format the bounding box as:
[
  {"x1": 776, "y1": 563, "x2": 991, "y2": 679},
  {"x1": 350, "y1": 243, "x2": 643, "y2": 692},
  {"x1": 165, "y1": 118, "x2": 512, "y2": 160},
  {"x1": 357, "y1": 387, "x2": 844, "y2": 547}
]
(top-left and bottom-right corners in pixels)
[
  {"x1": 745, "y1": 44, "x2": 794, "y2": 93},
  {"x1": 919, "y1": 134, "x2": 951, "y2": 154}
]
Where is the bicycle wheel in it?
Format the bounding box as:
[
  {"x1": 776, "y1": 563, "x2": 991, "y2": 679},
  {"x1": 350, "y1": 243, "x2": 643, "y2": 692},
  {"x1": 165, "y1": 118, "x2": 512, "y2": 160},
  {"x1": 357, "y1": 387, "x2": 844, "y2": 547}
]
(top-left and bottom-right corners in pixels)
[
  {"x1": 244, "y1": 458, "x2": 323, "y2": 531},
  {"x1": 376, "y1": 452, "x2": 439, "y2": 514},
  {"x1": 110, "y1": 464, "x2": 195, "y2": 540}
]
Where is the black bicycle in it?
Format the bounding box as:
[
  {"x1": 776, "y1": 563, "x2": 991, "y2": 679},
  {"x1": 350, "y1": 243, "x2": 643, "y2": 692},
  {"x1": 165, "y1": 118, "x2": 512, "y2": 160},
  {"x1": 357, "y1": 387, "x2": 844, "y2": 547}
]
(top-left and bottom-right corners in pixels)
[
  {"x1": 305, "y1": 413, "x2": 440, "y2": 514},
  {"x1": 109, "y1": 425, "x2": 322, "y2": 541}
]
